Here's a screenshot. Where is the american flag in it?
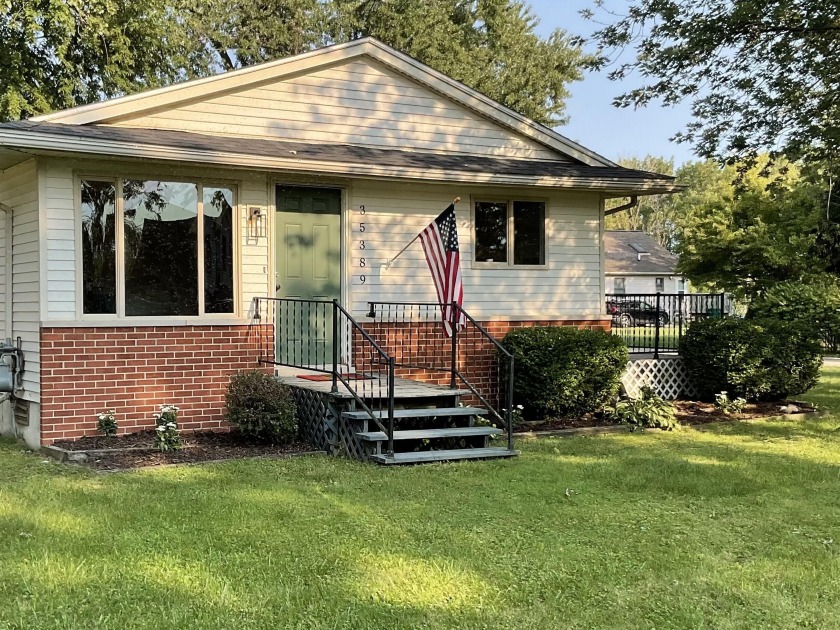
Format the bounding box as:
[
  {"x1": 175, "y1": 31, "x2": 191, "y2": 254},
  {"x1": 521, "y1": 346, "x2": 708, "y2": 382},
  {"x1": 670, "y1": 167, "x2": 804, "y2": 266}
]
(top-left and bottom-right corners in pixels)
[{"x1": 419, "y1": 204, "x2": 465, "y2": 337}]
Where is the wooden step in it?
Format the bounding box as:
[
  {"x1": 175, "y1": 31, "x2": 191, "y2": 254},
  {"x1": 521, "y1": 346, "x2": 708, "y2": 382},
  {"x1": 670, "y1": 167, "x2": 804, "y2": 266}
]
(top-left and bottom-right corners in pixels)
[
  {"x1": 342, "y1": 406, "x2": 488, "y2": 421},
  {"x1": 371, "y1": 447, "x2": 518, "y2": 465},
  {"x1": 356, "y1": 426, "x2": 503, "y2": 442}
]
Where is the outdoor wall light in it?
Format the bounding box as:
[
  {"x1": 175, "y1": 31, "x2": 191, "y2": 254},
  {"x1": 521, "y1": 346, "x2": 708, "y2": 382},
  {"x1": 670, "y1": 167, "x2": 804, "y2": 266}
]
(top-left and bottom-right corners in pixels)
[{"x1": 248, "y1": 206, "x2": 266, "y2": 238}]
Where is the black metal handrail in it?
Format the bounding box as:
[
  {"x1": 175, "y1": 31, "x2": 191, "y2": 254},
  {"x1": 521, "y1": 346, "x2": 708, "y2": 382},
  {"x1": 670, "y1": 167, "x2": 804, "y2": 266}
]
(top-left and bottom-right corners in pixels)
[
  {"x1": 251, "y1": 297, "x2": 396, "y2": 454},
  {"x1": 366, "y1": 300, "x2": 515, "y2": 452}
]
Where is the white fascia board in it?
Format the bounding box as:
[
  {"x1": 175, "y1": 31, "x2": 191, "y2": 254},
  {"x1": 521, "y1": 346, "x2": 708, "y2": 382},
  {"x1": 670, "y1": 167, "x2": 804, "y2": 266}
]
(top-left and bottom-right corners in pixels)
[
  {"x1": 0, "y1": 130, "x2": 677, "y2": 193},
  {"x1": 31, "y1": 38, "x2": 614, "y2": 168}
]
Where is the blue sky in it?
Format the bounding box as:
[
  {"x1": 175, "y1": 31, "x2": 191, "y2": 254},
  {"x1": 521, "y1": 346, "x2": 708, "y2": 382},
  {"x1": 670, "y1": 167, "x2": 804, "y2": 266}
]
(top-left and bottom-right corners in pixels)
[{"x1": 527, "y1": 0, "x2": 696, "y2": 166}]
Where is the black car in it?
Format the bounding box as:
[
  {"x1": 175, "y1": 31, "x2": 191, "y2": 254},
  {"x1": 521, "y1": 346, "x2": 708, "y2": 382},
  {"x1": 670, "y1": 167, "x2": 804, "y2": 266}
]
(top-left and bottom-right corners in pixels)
[{"x1": 606, "y1": 299, "x2": 670, "y2": 328}]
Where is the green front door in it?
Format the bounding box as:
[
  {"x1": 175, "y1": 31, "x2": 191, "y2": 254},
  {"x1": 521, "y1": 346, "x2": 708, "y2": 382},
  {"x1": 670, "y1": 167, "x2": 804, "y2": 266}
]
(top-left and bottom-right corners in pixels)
[{"x1": 275, "y1": 186, "x2": 341, "y2": 366}]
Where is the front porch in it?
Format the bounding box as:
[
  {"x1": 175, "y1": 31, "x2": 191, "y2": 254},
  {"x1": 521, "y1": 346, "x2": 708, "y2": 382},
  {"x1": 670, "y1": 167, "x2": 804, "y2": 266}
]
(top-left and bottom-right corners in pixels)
[{"x1": 252, "y1": 298, "x2": 519, "y2": 464}]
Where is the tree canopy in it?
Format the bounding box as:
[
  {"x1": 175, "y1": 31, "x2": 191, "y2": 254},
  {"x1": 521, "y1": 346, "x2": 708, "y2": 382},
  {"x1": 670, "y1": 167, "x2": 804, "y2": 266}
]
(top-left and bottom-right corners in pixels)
[
  {"x1": 674, "y1": 157, "x2": 836, "y2": 301},
  {"x1": 584, "y1": 0, "x2": 840, "y2": 168},
  {"x1": 0, "y1": 0, "x2": 589, "y2": 126}
]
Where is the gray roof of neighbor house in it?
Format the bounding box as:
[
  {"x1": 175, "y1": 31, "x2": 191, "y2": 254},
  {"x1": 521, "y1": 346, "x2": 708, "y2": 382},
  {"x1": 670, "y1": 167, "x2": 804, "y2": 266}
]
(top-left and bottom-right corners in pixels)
[
  {"x1": 605, "y1": 231, "x2": 679, "y2": 274},
  {"x1": 0, "y1": 121, "x2": 678, "y2": 194}
]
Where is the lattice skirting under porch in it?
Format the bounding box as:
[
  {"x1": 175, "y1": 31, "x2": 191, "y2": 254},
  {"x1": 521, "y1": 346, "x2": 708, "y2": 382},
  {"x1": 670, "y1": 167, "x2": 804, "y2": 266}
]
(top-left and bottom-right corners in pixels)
[
  {"x1": 288, "y1": 386, "x2": 372, "y2": 460},
  {"x1": 289, "y1": 387, "x2": 340, "y2": 453},
  {"x1": 622, "y1": 357, "x2": 699, "y2": 400}
]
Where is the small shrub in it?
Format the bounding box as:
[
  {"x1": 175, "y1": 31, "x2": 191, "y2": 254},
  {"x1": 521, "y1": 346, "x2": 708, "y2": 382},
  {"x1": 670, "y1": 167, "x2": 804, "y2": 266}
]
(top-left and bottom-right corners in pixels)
[
  {"x1": 681, "y1": 317, "x2": 822, "y2": 401},
  {"x1": 226, "y1": 370, "x2": 297, "y2": 444},
  {"x1": 610, "y1": 387, "x2": 678, "y2": 431},
  {"x1": 500, "y1": 327, "x2": 629, "y2": 418},
  {"x1": 714, "y1": 391, "x2": 747, "y2": 415},
  {"x1": 153, "y1": 404, "x2": 181, "y2": 451},
  {"x1": 96, "y1": 409, "x2": 117, "y2": 437}
]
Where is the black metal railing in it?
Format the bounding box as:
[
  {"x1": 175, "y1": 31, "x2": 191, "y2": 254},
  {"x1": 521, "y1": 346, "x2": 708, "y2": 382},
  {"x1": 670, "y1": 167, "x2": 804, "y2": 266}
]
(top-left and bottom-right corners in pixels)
[
  {"x1": 252, "y1": 297, "x2": 396, "y2": 454},
  {"x1": 365, "y1": 301, "x2": 515, "y2": 452},
  {"x1": 606, "y1": 292, "x2": 729, "y2": 356},
  {"x1": 251, "y1": 297, "x2": 515, "y2": 454}
]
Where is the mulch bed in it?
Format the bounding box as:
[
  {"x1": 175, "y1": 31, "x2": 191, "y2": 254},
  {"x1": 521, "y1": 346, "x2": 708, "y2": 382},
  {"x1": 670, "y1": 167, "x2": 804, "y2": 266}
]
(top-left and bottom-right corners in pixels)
[
  {"x1": 514, "y1": 400, "x2": 815, "y2": 433},
  {"x1": 52, "y1": 430, "x2": 317, "y2": 471}
]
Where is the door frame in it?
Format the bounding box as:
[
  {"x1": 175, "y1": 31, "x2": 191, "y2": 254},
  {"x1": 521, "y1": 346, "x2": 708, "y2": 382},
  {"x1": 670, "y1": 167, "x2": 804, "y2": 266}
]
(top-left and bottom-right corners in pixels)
[{"x1": 268, "y1": 178, "x2": 351, "y2": 372}]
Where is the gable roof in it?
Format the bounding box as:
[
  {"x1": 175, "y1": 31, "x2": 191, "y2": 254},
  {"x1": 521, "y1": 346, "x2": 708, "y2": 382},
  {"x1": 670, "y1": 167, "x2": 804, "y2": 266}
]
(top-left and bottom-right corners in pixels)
[
  {"x1": 31, "y1": 38, "x2": 614, "y2": 168},
  {"x1": 0, "y1": 121, "x2": 678, "y2": 193},
  {"x1": 605, "y1": 231, "x2": 679, "y2": 274}
]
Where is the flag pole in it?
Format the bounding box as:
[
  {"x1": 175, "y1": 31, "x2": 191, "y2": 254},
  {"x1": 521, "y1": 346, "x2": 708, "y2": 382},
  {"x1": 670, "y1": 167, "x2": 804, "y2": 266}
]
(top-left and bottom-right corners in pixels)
[{"x1": 385, "y1": 197, "x2": 460, "y2": 269}]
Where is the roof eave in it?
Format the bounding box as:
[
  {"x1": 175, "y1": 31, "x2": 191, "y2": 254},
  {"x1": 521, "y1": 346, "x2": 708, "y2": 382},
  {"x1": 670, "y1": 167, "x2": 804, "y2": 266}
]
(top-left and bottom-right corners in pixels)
[{"x1": 0, "y1": 132, "x2": 675, "y2": 192}]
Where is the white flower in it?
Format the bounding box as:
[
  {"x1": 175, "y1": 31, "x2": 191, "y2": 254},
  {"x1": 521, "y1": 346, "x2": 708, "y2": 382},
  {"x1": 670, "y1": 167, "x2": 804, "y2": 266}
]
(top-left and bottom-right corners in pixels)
[
  {"x1": 155, "y1": 426, "x2": 165, "y2": 432},
  {"x1": 166, "y1": 422, "x2": 176, "y2": 429},
  {"x1": 516, "y1": 405, "x2": 524, "y2": 410}
]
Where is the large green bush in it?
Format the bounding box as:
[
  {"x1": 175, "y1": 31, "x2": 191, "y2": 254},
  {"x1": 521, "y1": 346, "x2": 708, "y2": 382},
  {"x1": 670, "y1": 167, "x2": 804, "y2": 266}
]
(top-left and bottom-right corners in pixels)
[
  {"x1": 680, "y1": 318, "x2": 822, "y2": 401},
  {"x1": 501, "y1": 327, "x2": 628, "y2": 418},
  {"x1": 749, "y1": 276, "x2": 840, "y2": 351},
  {"x1": 226, "y1": 370, "x2": 297, "y2": 444}
]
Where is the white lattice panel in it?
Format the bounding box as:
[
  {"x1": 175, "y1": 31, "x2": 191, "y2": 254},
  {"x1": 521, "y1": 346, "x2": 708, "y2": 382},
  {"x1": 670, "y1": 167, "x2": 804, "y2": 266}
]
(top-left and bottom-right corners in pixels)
[{"x1": 622, "y1": 357, "x2": 698, "y2": 400}]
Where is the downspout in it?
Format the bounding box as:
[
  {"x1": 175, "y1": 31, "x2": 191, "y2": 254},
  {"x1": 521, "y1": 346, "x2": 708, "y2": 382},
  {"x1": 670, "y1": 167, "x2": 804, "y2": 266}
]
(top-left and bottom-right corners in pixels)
[
  {"x1": 0, "y1": 204, "x2": 11, "y2": 430},
  {"x1": 604, "y1": 195, "x2": 639, "y2": 217}
]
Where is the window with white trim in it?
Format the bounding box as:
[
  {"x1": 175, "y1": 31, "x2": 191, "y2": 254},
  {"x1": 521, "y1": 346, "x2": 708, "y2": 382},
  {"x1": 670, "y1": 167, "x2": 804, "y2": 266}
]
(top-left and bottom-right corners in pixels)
[
  {"x1": 613, "y1": 277, "x2": 626, "y2": 294},
  {"x1": 655, "y1": 277, "x2": 665, "y2": 293},
  {"x1": 80, "y1": 179, "x2": 236, "y2": 317},
  {"x1": 474, "y1": 200, "x2": 546, "y2": 266}
]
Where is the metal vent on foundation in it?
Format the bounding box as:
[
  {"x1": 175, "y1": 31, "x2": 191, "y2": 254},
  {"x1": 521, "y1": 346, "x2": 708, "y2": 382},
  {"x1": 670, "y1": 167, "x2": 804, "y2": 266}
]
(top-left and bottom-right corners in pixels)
[{"x1": 14, "y1": 398, "x2": 29, "y2": 426}]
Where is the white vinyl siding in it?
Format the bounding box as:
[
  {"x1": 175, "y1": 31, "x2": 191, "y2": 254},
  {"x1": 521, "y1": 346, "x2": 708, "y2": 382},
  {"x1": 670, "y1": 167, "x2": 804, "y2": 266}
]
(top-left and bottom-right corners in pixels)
[
  {"x1": 0, "y1": 159, "x2": 40, "y2": 401},
  {"x1": 39, "y1": 158, "x2": 603, "y2": 328},
  {"x1": 239, "y1": 177, "x2": 271, "y2": 315},
  {"x1": 41, "y1": 158, "x2": 270, "y2": 323},
  {"x1": 607, "y1": 275, "x2": 684, "y2": 295},
  {"x1": 346, "y1": 181, "x2": 603, "y2": 320},
  {"x1": 111, "y1": 59, "x2": 564, "y2": 161}
]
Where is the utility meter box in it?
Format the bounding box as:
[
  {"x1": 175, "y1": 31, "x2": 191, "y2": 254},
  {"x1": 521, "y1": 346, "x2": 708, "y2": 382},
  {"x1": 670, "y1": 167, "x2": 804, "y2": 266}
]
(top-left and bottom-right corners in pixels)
[{"x1": 0, "y1": 339, "x2": 24, "y2": 394}]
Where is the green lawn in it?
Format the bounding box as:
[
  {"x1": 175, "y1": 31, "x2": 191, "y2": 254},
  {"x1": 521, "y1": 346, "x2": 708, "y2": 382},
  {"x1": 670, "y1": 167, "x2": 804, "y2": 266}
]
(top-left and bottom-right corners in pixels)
[{"x1": 2, "y1": 371, "x2": 840, "y2": 629}]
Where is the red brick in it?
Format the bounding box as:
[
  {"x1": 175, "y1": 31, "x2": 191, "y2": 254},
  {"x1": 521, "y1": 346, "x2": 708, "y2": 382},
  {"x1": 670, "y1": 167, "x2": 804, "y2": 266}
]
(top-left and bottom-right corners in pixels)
[{"x1": 38, "y1": 324, "x2": 272, "y2": 445}]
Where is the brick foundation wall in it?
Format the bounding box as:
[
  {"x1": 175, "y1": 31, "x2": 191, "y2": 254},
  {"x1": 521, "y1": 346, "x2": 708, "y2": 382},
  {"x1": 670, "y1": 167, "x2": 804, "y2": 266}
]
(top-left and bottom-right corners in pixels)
[
  {"x1": 357, "y1": 318, "x2": 611, "y2": 406},
  {"x1": 40, "y1": 325, "x2": 272, "y2": 445}
]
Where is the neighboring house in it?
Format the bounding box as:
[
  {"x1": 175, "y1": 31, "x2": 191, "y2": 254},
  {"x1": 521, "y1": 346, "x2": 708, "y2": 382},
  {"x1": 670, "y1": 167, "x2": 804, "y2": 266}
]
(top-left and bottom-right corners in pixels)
[
  {"x1": 605, "y1": 230, "x2": 688, "y2": 295},
  {"x1": 0, "y1": 38, "x2": 676, "y2": 449}
]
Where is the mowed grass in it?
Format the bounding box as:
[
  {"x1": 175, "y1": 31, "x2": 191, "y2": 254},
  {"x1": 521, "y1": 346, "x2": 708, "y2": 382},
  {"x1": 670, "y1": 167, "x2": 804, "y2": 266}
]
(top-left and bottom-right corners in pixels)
[
  {"x1": 612, "y1": 325, "x2": 682, "y2": 351},
  {"x1": 2, "y1": 371, "x2": 840, "y2": 629}
]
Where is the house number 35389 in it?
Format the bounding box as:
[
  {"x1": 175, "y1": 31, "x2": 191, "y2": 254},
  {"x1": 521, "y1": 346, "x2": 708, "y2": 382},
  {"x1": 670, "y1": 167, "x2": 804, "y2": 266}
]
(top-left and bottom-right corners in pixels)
[{"x1": 357, "y1": 206, "x2": 368, "y2": 284}]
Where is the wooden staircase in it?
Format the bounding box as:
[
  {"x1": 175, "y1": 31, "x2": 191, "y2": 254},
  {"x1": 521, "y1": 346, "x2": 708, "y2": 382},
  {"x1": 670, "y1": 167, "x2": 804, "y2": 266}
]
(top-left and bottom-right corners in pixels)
[
  {"x1": 255, "y1": 297, "x2": 518, "y2": 465},
  {"x1": 342, "y1": 392, "x2": 518, "y2": 465}
]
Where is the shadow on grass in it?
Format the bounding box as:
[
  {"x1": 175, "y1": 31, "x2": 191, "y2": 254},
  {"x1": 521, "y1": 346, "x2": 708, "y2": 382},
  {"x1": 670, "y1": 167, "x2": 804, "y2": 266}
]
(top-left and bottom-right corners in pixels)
[{"x1": 3, "y1": 412, "x2": 840, "y2": 628}]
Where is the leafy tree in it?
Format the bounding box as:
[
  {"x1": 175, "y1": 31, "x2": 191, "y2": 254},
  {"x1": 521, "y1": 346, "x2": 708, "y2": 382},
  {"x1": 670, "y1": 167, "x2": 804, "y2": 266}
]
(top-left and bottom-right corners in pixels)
[
  {"x1": 178, "y1": 0, "x2": 330, "y2": 71},
  {"x1": 0, "y1": 0, "x2": 205, "y2": 120},
  {"x1": 583, "y1": 0, "x2": 840, "y2": 167},
  {"x1": 606, "y1": 156, "x2": 676, "y2": 248},
  {"x1": 675, "y1": 157, "x2": 827, "y2": 300}
]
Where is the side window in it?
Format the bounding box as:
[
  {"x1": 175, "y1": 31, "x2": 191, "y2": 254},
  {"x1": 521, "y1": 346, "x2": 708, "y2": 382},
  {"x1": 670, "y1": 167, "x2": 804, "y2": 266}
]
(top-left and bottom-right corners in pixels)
[
  {"x1": 81, "y1": 180, "x2": 117, "y2": 314},
  {"x1": 613, "y1": 277, "x2": 625, "y2": 295},
  {"x1": 474, "y1": 201, "x2": 508, "y2": 263},
  {"x1": 655, "y1": 277, "x2": 665, "y2": 293},
  {"x1": 474, "y1": 199, "x2": 546, "y2": 266}
]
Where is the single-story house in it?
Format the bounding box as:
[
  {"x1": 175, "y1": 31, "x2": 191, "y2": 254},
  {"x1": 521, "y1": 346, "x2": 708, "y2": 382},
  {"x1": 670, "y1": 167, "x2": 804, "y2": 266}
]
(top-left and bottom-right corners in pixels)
[
  {"x1": 0, "y1": 38, "x2": 677, "y2": 450},
  {"x1": 605, "y1": 230, "x2": 688, "y2": 295}
]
